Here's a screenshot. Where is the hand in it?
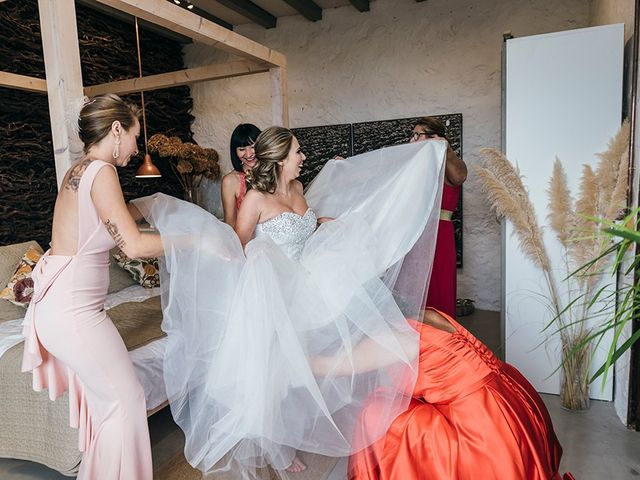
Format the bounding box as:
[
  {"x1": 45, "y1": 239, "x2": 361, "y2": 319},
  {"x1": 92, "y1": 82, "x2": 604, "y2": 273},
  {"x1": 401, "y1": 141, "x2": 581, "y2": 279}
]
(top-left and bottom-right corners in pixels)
[{"x1": 333, "y1": 155, "x2": 345, "y2": 160}]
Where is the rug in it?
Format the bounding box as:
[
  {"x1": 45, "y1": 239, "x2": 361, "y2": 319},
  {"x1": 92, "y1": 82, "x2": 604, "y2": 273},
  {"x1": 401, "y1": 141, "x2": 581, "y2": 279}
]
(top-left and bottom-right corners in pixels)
[{"x1": 154, "y1": 451, "x2": 341, "y2": 480}]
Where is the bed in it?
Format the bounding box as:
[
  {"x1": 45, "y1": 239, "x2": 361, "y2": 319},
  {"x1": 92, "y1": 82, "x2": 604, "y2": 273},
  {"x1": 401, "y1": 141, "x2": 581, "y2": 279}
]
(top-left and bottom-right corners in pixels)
[{"x1": 0, "y1": 240, "x2": 168, "y2": 475}]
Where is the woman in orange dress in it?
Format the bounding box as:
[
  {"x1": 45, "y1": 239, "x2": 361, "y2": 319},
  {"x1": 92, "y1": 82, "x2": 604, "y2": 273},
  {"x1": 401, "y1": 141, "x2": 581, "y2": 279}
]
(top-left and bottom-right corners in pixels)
[{"x1": 348, "y1": 309, "x2": 573, "y2": 480}]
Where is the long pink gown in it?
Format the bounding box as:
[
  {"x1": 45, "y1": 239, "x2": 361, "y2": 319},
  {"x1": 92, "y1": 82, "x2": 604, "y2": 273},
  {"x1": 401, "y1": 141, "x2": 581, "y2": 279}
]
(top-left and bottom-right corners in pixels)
[{"x1": 21, "y1": 160, "x2": 152, "y2": 480}]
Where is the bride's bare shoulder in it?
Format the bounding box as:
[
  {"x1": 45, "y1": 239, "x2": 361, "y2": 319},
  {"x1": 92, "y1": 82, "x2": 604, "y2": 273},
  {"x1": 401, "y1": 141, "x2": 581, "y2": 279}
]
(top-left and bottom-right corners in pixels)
[{"x1": 241, "y1": 188, "x2": 269, "y2": 211}]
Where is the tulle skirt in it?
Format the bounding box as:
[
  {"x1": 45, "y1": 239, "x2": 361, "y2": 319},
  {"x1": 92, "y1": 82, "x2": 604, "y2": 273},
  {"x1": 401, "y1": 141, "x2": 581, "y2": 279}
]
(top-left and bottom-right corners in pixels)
[{"x1": 132, "y1": 140, "x2": 447, "y2": 478}]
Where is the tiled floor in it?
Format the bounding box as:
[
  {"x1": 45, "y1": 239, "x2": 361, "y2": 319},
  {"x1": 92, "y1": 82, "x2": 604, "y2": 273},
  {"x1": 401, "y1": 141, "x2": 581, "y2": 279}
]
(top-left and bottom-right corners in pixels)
[{"x1": 1, "y1": 309, "x2": 638, "y2": 479}]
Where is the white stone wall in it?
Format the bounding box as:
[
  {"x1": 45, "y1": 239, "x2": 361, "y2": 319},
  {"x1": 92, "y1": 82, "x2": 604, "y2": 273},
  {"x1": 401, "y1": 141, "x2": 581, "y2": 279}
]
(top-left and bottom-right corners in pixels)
[
  {"x1": 185, "y1": 0, "x2": 590, "y2": 311},
  {"x1": 591, "y1": 0, "x2": 634, "y2": 41}
]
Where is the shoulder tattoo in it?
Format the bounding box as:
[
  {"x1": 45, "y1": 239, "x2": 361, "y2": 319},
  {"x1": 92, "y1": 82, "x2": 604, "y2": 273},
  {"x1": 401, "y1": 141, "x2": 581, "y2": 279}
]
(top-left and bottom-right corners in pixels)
[{"x1": 65, "y1": 159, "x2": 93, "y2": 191}]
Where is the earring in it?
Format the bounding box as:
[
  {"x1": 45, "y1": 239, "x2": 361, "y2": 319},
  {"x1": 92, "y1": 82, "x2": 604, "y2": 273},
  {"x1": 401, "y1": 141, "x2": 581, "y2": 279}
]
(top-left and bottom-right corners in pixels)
[{"x1": 112, "y1": 136, "x2": 120, "y2": 159}]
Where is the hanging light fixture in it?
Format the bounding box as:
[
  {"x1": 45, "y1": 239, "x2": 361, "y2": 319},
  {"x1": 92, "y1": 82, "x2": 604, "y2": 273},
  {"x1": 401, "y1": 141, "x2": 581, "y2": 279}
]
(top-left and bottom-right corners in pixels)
[{"x1": 134, "y1": 16, "x2": 162, "y2": 178}]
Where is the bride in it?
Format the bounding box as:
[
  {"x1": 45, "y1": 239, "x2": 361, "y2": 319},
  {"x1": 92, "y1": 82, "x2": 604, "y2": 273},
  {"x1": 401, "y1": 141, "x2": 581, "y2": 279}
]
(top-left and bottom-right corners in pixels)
[{"x1": 132, "y1": 127, "x2": 445, "y2": 477}]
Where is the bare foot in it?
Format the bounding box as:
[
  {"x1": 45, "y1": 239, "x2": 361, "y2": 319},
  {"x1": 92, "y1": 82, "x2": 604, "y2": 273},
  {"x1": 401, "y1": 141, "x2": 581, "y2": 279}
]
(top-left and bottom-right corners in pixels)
[{"x1": 285, "y1": 455, "x2": 307, "y2": 473}]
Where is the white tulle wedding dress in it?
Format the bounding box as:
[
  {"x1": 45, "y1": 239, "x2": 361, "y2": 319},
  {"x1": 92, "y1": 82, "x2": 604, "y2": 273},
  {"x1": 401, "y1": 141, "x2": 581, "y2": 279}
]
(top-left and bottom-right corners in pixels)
[{"x1": 132, "y1": 140, "x2": 446, "y2": 478}]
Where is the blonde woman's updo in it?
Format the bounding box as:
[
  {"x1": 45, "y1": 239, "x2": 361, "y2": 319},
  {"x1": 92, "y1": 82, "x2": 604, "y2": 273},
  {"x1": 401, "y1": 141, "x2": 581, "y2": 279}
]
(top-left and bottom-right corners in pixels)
[
  {"x1": 78, "y1": 93, "x2": 140, "y2": 154},
  {"x1": 246, "y1": 126, "x2": 293, "y2": 193}
]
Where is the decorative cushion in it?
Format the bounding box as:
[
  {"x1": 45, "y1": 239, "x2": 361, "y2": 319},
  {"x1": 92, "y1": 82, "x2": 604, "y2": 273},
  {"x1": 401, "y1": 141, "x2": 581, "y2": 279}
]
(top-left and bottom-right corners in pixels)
[
  {"x1": 0, "y1": 241, "x2": 43, "y2": 289},
  {"x1": 108, "y1": 248, "x2": 138, "y2": 294},
  {"x1": 113, "y1": 251, "x2": 160, "y2": 288},
  {"x1": 0, "y1": 245, "x2": 43, "y2": 307}
]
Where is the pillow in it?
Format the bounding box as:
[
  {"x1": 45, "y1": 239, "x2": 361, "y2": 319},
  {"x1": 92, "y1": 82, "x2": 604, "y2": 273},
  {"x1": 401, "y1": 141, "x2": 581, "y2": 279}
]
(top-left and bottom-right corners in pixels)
[
  {"x1": 108, "y1": 248, "x2": 138, "y2": 294},
  {"x1": 0, "y1": 245, "x2": 43, "y2": 307},
  {"x1": 0, "y1": 240, "x2": 43, "y2": 289},
  {"x1": 113, "y1": 251, "x2": 160, "y2": 288}
]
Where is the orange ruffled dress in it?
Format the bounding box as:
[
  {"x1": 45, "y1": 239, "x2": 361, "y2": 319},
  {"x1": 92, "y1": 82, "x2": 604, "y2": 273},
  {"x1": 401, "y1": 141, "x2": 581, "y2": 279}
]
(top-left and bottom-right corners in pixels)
[{"x1": 349, "y1": 311, "x2": 573, "y2": 480}]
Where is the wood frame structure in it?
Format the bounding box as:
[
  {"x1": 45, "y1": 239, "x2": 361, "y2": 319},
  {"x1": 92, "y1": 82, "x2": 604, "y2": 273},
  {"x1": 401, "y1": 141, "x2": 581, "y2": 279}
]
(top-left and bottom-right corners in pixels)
[{"x1": 0, "y1": 0, "x2": 289, "y2": 187}]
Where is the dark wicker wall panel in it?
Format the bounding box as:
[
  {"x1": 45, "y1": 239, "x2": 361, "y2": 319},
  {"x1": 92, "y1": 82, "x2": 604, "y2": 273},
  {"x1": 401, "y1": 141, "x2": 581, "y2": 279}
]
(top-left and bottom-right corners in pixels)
[
  {"x1": 0, "y1": 0, "x2": 191, "y2": 247},
  {"x1": 291, "y1": 124, "x2": 352, "y2": 187}
]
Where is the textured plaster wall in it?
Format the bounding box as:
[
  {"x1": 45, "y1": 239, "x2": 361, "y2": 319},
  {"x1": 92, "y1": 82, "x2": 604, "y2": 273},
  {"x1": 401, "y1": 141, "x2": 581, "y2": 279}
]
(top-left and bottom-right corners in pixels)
[
  {"x1": 591, "y1": 0, "x2": 634, "y2": 41},
  {"x1": 185, "y1": 0, "x2": 590, "y2": 311}
]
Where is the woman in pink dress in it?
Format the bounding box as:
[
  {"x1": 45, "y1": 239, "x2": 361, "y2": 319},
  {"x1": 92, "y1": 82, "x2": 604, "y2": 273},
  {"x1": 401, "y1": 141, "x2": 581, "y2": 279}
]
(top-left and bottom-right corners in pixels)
[
  {"x1": 410, "y1": 117, "x2": 467, "y2": 318},
  {"x1": 21, "y1": 94, "x2": 164, "y2": 479},
  {"x1": 221, "y1": 123, "x2": 261, "y2": 228}
]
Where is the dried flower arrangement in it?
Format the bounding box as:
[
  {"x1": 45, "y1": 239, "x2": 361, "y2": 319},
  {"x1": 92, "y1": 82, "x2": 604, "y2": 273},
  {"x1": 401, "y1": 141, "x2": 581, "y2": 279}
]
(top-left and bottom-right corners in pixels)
[
  {"x1": 476, "y1": 122, "x2": 630, "y2": 410},
  {"x1": 147, "y1": 134, "x2": 221, "y2": 204}
]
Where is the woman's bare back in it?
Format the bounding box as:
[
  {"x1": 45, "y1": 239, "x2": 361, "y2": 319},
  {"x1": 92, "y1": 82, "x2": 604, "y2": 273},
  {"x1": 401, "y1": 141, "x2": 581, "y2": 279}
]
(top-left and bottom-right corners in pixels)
[{"x1": 50, "y1": 159, "x2": 92, "y2": 256}]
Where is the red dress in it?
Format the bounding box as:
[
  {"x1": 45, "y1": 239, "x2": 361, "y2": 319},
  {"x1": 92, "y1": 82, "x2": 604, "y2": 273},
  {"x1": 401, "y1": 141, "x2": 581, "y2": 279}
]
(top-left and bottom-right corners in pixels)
[
  {"x1": 425, "y1": 182, "x2": 460, "y2": 317},
  {"x1": 349, "y1": 312, "x2": 571, "y2": 480}
]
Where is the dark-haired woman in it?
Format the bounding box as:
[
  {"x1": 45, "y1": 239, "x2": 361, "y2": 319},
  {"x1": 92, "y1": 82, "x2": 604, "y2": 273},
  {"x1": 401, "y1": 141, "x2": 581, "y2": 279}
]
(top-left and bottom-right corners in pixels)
[
  {"x1": 410, "y1": 116, "x2": 467, "y2": 318},
  {"x1": 220, "y1": 123, "x2": 261, "y2": 228},
  {"x1": 21, "y1": 93, "x2": 163, "y2": 479}
]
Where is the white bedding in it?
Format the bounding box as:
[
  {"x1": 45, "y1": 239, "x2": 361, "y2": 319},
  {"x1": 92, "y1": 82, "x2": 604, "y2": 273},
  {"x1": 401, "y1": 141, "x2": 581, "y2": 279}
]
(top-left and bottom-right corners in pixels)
[{"x1": 0, "y1": 285, "x2": 167, "y2": 411}]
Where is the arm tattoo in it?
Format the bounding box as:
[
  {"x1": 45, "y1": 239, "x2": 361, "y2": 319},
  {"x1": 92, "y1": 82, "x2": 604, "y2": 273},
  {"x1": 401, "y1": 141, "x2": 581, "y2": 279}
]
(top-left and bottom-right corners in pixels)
[
  {"x1": 104, "y1": 219, "x2": 126, "y2": 250},
  {"x1": 64, "y1": 159, "x2": 92, "y2": 191}
]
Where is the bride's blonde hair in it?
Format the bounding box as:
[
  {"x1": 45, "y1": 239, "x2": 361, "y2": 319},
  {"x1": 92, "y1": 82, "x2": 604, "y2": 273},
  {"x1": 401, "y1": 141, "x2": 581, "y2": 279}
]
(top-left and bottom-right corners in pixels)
[{"x1": 246, "y1": 126, "x2": 293, "y2": 193}]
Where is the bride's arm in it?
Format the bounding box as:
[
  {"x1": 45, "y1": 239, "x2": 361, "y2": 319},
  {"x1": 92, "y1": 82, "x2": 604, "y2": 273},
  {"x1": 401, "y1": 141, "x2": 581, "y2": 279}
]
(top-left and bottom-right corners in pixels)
[
  {"x1": 234, "y1": 191, "x2": 262, "y2": 247},
  {"x1": 311, "y1": 332, "x2": 419, "y2": 376}
]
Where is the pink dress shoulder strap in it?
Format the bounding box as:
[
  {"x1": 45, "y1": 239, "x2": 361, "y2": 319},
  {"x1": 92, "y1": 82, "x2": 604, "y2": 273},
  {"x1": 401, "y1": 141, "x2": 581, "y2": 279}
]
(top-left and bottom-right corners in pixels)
[{"x1": 77, "y1": 160, "x2": 117, "y2": 250}]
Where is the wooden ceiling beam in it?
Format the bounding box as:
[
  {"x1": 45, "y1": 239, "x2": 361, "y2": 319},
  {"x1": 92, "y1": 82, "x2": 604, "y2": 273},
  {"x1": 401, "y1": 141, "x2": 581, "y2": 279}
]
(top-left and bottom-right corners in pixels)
[
  {"x1": 95, "y1": 0, "x2": 286, "y2": 66},
  {"x1": 281, "y1": 0, "x2": 322, "y2": 22},
  {"x1": 348, "y1": 0, "x2": 370, "y2": 12},
  {"x1": 163, "y1": 0, "x2": 233, "y2": 30},
  {"x1": 214, "y1": 0, "x2": 277, "y2": 29},
  {"x1": 77, "y1": 0, "x2": 192, "y2": 43},
  {"x1": 0, "y1": 71, "x2": 47, "y2": 93},
  {"x1": 84, "y1": 60, "x2": 270, "y2": 96}
]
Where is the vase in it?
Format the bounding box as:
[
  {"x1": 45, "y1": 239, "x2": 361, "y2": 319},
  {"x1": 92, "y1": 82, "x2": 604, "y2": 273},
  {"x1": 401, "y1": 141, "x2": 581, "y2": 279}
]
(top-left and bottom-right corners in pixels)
[{"x1": 560, "y1": 338, "x2": 590, "y2": 411}]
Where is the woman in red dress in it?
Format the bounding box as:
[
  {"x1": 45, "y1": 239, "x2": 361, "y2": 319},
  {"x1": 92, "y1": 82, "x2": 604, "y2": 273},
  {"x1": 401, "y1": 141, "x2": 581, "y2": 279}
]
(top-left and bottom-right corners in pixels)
[
  {"x1": 410, "y1": 117, "x2": 466, "y2": 318},
  {"x1": 348, "y1": 309, "x2": 573, "y2": 480}
]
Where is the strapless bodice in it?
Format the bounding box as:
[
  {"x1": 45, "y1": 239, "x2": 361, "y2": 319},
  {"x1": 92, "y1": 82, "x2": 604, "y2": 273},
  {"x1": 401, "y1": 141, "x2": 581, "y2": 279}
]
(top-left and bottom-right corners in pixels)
[{"x1": 254, "y1": 208, "x2": 316, "y2": 261}]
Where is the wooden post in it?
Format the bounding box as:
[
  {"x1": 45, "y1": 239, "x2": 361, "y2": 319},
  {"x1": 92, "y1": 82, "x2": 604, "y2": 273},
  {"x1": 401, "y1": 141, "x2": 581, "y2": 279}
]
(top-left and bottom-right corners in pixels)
[
  {"x1": 270, "y1": 66, "x2": 289, "y2": 127},
  {"x1": 38, "y1": 0, "x2": 84, "y2": 189}
]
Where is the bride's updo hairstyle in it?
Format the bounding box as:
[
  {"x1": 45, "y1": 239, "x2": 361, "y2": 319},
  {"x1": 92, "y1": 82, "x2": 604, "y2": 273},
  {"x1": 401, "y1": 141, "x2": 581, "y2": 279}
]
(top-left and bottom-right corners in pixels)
[
  {"x1": 78, "y1": 93, "x2": 140, "y2": 154},
  {"x1": 246, "y1": 126, "x2": 293, "y2": 194}
]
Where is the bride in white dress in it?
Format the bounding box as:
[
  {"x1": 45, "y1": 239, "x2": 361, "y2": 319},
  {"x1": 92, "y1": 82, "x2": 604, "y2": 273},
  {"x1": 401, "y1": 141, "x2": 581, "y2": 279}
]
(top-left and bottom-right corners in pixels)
[{"x1": 132, "y1": 126, "x2": 447, "y2": 478}]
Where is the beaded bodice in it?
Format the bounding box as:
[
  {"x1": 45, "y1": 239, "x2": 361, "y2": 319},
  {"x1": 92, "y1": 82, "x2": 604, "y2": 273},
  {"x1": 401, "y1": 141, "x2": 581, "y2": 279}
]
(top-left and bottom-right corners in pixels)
[{"x1": 255, "y1": 208, "x2": 317, "y2": 261}]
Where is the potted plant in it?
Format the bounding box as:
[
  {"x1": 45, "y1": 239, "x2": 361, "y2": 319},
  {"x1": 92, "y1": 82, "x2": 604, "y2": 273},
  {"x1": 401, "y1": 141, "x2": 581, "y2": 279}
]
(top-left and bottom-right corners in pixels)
[
  {"x1": 476, "y1": 122, "x2": 630, "y2": 410},
  {"x1": 147, "y1": 134, "x2": 220, "y2": 205}
]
